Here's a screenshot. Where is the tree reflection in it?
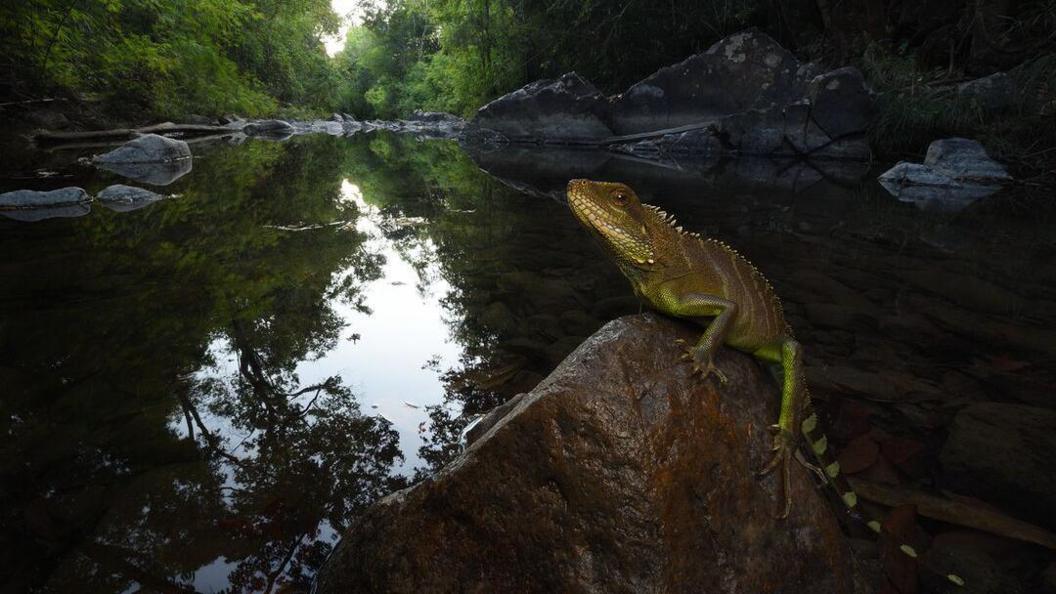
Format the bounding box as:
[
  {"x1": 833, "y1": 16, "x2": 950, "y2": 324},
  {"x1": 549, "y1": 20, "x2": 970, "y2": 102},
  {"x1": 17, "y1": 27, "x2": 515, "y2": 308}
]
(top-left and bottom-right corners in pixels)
[{"x1": 0, "y1": 136, "x2": 404, "y2": 592}]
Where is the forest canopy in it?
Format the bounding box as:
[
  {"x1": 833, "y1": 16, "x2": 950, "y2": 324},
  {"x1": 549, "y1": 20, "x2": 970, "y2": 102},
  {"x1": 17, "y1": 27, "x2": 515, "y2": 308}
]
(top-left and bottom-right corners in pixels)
[{"x1": 3, "y1": 0, "x2": 1054, "y2": 144}]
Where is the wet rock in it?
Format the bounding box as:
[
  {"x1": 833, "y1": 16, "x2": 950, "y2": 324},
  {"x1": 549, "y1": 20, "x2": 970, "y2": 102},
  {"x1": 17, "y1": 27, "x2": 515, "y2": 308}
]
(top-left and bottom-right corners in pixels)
[
  {"x1": 94, "y1": 134, "x2": 191, "y2": 164},
  {"x1": 610, "y1": 29, "x2": 803, "y2": 135},
  {"x1": 470, "y1": 72, "x2": 613, "y2": 143},
  {"x1": 1, "y1": 203, "x2": 91, "y2": 222},
  {"x1": 878, "y1": 138, "x2": 1012, "y2": 210},
  {"x1": 97, "y1": 184, "x2": 167, "y2": 212},
  {"x1": 940, "y1": 402, "x2": 1056, "y2": 529},
  {"x1": 331, "y1": 112, "x2": 345, "y2": 122},
  {"x1": 475, "y1": 30, "x2": 872, "y2": 161},
  {"x1": 806, "y1": 67, "x2": 874, "y2": 142},
  {"x1": 242, "y1": 119, "x2": 295, "y2": 136},
  {"x1": 96, "y1": 158, "x2": 192, "y2": 186},
  {"x1": 957, "y1": 72, "x2": 1015, "y2": 112},
  {"x1": 0, "y1": 187, "x2": 90, "y2": 209},
  {"x1": 316, "y1": 314, "x2": 853, "y2": 593},
  {"x1": 0, "y1": 187, "x2": 91, "y2": 222}
]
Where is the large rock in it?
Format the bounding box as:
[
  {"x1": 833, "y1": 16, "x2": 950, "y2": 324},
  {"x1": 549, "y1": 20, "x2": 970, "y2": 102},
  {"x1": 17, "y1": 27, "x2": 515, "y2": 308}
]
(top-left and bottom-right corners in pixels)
[
  {"x1": 471, "y1": 72, "x2": 613, "y2": 143},
  {"x1": 469, "y1": 30, "x2": 872, "y2": 161},
  {"x1": 878, "y1": 137, "x2": 1012, "y2": 210},
  {"x1": 93, "y1": 134, "x2": 193, "y2": 186},
  {"x1": 610, "y1": 30, "x2": 803, "y2": 135},
  {"x1": 940, "y1": 402, "x2": 1056, "y2": 530},
  {"x1": 957, "y1": 72, "x2": 1015, "y2": 112},
  {"x1": 316, "y1": 314, "x2": 852, "y2": 593},
  {"x1": 94, "y1": 134, "x2": 191, "y2": 164}
]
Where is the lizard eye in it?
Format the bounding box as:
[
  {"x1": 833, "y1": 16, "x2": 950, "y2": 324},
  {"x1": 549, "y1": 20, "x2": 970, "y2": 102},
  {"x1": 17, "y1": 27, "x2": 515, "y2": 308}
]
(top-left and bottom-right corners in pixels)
[{"x1": 612, "y1": 191, "x2": 629, "y2": 205}]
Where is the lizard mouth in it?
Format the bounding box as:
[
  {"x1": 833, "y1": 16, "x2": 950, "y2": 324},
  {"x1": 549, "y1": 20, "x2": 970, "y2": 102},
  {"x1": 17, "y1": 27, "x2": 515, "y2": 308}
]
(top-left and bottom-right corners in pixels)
[{"x1": 566, "y1": 181, "x2": 654, "y2": 265}]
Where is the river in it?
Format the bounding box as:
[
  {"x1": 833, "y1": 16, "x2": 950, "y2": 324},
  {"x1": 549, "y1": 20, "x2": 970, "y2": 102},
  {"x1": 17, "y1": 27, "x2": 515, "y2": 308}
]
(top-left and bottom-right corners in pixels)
[{"x1": 1, "y1": 132, "x2": 1053, "y2": 591}]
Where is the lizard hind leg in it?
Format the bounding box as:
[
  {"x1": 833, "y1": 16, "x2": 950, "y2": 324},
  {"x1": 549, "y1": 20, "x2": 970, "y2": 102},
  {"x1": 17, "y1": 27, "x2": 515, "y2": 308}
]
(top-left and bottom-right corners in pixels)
[{"x1": 754, "y1": 338, "x2": 808, "y2": 519}]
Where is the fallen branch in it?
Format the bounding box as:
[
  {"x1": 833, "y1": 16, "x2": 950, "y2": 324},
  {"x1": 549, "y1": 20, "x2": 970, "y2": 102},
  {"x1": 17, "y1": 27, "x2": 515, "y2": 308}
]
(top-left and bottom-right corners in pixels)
[
  {"x1": 848, "y1": 477, "x2": 1056, "y2": 550},
  {"x1": 34, "y1": 121, "x2": 237, "y2": 144}
]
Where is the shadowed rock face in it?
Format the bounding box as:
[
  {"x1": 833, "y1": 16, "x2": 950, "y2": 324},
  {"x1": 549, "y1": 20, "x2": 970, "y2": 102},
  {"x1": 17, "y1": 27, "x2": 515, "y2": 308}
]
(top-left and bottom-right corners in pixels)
[
  {"x1": 316, "y1": 314, "x2": 852, "y2": 594},
  {"x1": 465, "y1": 30, "x2": 873, "y2": 162},
  {"x1": 472, "y1": 72, "x2": 614, "y2": 142}
]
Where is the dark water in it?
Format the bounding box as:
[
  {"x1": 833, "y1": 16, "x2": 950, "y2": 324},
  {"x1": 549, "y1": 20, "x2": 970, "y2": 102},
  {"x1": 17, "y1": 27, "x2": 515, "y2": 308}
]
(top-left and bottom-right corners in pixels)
[{"x1": 1, "y1": 133, "x2": 1054, "y2": 592}]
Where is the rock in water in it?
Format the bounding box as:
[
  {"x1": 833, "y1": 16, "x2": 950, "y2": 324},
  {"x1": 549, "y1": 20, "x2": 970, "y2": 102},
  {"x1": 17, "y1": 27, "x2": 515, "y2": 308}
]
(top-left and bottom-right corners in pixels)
[
  {"x1": 242, "y1": 119, "x2": 295, "y2": 136},
  {"x1": 472, "y1": 72, "x2": 613, "y2": 143},
  {"x1": 97, "y1": 184, "x2": 167, "y2": 212},
  {"x1": 878, "y1": 137, "x2": 1012, "y2": 210},
  {"x1": 93, "y1": 134, "x2": 193, "y2": 186},
  {"x1": 0, "y1": 187, "x2": 89, "y2": 208},
  {"x1": 0, "y1": 187, "x2": 91, "y2": 222},
  {"x1": 94, "y1": 134, "x2": 191, "y2": 164},
  {"x1": 316, "y1": 314, "x2": 852, "y2": 593}
]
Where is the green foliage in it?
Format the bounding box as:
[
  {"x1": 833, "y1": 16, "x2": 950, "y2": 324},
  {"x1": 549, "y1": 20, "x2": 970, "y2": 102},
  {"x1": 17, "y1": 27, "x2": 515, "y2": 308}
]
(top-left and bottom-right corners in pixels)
[{"x1": 1, "y1": 0, "x2": 338, "y2": 118}]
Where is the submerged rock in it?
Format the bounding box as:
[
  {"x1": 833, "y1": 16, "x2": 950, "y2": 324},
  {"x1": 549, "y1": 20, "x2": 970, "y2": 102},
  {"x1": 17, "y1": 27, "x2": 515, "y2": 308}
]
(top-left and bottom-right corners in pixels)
[
  {"x1": 0, "y1": 187, "x2": 91, "y2": 222},
  {"x1": 316, "y1": 314, "x2": 852, "y2": 593},
  {"x1": 878, "y1": 137, "x2": 1012, "y2": 210},
  {"x1": 941, "y1": 402, "x2": 1056, "y2": 530},
  {"x1": 1, "y1": 203, "x2": 91, "y2": 222},
  {"x1": 0, "y1": 187, "x2": 90, "y2": 209},
  {"x1": 96, "y1": 157, "x2": 192, "y2": 186},
  {"x1": 97, "y1": 184, "x2": 167, "y2": 212}
]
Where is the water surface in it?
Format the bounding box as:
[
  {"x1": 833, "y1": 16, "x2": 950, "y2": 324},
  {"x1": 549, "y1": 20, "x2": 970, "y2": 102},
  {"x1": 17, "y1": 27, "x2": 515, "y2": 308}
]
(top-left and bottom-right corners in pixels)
[{"x1": 1, "y1": 133, "x2": 1053, "y2": 592}]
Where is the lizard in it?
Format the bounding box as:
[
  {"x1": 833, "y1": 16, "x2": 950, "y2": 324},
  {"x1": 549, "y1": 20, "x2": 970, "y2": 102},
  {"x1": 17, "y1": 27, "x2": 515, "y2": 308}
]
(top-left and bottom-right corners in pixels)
[{"x1": 566, "y1": 178, "x2": 965, "y2": 587}]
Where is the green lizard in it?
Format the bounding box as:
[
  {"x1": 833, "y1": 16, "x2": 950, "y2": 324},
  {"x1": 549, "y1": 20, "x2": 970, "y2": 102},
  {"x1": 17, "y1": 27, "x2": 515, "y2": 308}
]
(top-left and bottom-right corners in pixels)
[{"x1": 566, "y1": 178, "x2": 964, "y2": 587}]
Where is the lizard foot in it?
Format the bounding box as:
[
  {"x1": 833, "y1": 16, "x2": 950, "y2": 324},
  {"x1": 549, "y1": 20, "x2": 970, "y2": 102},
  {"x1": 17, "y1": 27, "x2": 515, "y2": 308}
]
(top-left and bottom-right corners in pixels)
[
  {"x1": 676, "y1": 344, "x2": 728, "y2": 384},
  {"x1": 757, "y1": 424, "x2": 796, "y2": 519}
]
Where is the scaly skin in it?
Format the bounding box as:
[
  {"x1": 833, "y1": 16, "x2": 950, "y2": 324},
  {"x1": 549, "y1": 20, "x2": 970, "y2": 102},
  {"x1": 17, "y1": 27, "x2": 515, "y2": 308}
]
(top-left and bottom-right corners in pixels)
[{"x1": 566, "y1": 179, "x2": 964, "y2": 587}]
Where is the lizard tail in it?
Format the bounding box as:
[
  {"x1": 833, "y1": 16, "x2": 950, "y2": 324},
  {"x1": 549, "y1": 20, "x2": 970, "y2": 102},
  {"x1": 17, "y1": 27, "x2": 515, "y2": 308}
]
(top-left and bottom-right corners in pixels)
[{"x1": 799, "y1": 401, "x2": 966, "y2": 588}]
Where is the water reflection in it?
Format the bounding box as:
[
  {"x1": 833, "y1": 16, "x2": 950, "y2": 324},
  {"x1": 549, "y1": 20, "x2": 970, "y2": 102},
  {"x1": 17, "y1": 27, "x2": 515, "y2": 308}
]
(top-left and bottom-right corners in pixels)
[{"x1": 1, "y1": 131, "x2": 1054, "y2": 591}]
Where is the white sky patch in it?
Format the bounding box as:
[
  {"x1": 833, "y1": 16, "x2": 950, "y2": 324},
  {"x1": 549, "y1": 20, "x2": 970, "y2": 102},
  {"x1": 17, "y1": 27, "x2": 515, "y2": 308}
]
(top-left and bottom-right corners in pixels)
[{"x1": 324, "y1": 0, "x2": 367, "y2": 56}]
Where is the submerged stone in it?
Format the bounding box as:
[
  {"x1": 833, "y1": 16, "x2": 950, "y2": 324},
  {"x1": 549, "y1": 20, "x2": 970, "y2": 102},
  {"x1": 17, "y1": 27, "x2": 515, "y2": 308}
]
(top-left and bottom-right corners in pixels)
[
  {"x1": 0, "y1": 187, "x2": 89, "y2": 209},
  {"x1": 97, "y1": 184, "x2": 167, "y2": 212},
  {"x1": 96, "y1": 158, "x2": 193, "y2": 186}
]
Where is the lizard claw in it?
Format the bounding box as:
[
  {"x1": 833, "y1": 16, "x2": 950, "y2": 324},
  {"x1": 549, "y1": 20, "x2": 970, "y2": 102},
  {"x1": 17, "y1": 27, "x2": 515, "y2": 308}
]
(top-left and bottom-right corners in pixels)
[
  {"x1": 680, "y1": 347, "x2": 727, "y2": 384},
  {"x1": 757, "y1": 425, "x2": 796, "y2": 519}
]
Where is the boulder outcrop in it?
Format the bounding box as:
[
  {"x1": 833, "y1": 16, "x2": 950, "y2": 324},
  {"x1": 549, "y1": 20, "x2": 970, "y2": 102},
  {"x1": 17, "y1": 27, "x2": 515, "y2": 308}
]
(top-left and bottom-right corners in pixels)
[
  {"x1": 316, "y1": 314, "x2": 852, "y2": 593},
  {"x1": 472, "y1": 72, "x2": 613, "y2": 144},
  {"x1": 464, "y1": 30, "x2": 873, "y2": 161}
]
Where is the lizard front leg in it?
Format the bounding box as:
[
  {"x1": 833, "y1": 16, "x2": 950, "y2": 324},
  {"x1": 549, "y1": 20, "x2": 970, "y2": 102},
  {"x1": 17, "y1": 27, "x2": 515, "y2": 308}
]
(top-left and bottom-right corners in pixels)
[
  {"x1": 754, "y1": 337, "x2": 807, "y2": 519},
  {"x1": 662, "y1": 291, "x2": 738, "y2": 384}
]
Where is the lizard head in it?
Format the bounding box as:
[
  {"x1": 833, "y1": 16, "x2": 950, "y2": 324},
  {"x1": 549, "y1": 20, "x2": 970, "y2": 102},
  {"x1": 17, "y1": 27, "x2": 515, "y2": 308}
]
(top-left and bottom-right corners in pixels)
[{"x1": 567, "y1": 179, "x2": 656, "y2": 268}]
